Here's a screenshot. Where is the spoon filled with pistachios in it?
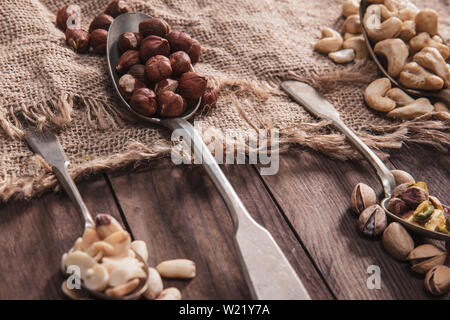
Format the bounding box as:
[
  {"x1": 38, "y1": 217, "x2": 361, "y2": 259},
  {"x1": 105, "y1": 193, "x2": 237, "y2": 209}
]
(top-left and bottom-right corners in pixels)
[
  {"x1": 359, "y1": 0, "x2": 450, "y2": 104},
  {"x1": 281, "y1": 80, "x2": 450, "y2": 241}
]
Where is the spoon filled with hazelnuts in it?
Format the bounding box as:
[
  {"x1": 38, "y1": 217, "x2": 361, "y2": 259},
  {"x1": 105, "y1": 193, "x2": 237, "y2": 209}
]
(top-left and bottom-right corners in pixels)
[{"x1": 106, "y1": 13, "x2": 310, "y2": 300}]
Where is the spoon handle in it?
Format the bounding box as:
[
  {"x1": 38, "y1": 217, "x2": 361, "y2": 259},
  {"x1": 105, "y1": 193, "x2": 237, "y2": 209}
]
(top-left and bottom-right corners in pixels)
[
  {"x1": 25, "y1": 130, "x2": 95, "y2": 230},
  {"x1": 164, "y1": 117, "x2": 310, "y2": 300}
]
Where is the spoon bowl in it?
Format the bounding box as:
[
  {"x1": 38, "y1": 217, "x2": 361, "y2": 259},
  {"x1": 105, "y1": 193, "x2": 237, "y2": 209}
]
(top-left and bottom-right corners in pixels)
[
  {"x1": 107, "y1": 12, "x2": 201, "y2": 124},
  {"x1": 359, "y1": 0, "x2": 450, "y2": 104}
]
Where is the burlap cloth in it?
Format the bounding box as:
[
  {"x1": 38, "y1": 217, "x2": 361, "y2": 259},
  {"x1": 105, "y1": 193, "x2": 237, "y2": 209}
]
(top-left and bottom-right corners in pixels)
[{"x1": 0, "y1": 0, "x2": 449, "y2": 201}]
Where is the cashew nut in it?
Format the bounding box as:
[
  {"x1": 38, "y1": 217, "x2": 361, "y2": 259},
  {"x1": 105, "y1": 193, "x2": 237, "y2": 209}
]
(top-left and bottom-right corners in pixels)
[
  {"x1": 344, "y1": 32, "x2": 358, "y2": 40},
  {"x1": 130, "y1": 240, "x2": 148, "y2": 262},
  {"x1": 64, "y1": 251, "x2": 97, "y2": 278},
  {"x1": 156, "y1": 259, "x2": 196, "y2": 279},
  {"x1": 363, "y1": 5, "x2": 402, "y2": 42},
  {"x1": 95, "y1": 214, "x2": 124, "y2": 239},
  {"x1": 343, "y1": 15, "x2": 362, "y2": 34},
  {"x1": 86, "y1": 241, "x2": 115, "y2": 261},
  {"x1": 84, "y1": 264, "x2": 109, "y2": 291},
  {"x1": 156, "y1": 287, "x2": 182, "y2": 300},
  {"x1": 343, "y1": 35, "x2": 368, "y2": 59},
  {"x1": 385, "y1": 88, "x2": 414, "y2": 107},
  {"x1": 434, "y1": 102, "x2": 449, "y2": 113},
  {"x1": 342, "y1": 0, "x2": 360, "y2": 17},
  {"x1": 102, "y1": 256, "x2": 144, "y2": 274},
  {"x1": 399, "y1": 62, "x2": 444, "y2": 90},
  {"x1": 143, "y1": 268, "x2": 163, "y2": 300},
  {"x1": 387, "y1": 98, "x2": 434, "y2": 119},
  {"x1": 414, "y1": 9, "x2": 439, "y2": 36},
  {"x1": 409, "y1": 33, "x2": 449, "y2": 59},
  {"x1": 413, "y1": 47, "x2": 450, "y2": 87},
  {"x1": 328, "y1": 49, "x2": 355, "y2": 63},
  {"x1": 105, "y1": 278, "x2": 140, "y2": 298},
  {"x1": 109, "y1": 262, "x2": 147, "y2": 287},
  {"x1": 399, "y1": 20, "x2": 416, "y2": 42},
  {"x1": 434, "y1": 102, "x2": 450, "y2": 121},
  {"x1": 104, "y1": 230, "x2": 131, "y2": 257},
  {"x1": 80, "y1": 228, "x2": 101, "y2": 252},
  {"x1": 385, "y1": 0, "x2": 418, "y2": 21},
  {"x1": 364, "y1": 78, "x2": 396, "y2": 112},
  {"x1": 314, "y1": 28, "x2": 343, "y2": 54},
  {"x1": 374, "y1": 38, "x2": 409, "y2": 77}
]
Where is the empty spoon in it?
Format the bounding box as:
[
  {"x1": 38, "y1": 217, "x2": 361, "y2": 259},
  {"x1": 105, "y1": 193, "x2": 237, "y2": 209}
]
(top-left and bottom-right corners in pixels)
[
  {"x1": 359, "y1": 0, "x2": 450, "y2": 104},
  {"x1": 107, "y1": 13, "x2": 310, "y2": 300},
  {"x1": 281, "y1": 80, "x2": 450, "y2": 241},
  {"x1": 25, "y1": 129, "x2": 149, "y2": 299}
]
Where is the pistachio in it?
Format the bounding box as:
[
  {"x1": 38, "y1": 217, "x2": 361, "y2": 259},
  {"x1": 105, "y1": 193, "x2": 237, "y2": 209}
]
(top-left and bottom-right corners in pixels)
[
  {"x1": 402, "y1": 185, "x2": 429, "y2": 207},
  {"x1": 386, "y1": 197, "x2": 408, "y2": 216},
  {"x1": 408, "y1": 244, "x2": 447, "y2": 274},
  {"x1": 424, "y1": 265, "x2": 450, "y2": 296},
  {"x1": 391, "y1": 170, "x2": 415, "y2": 185},
  {"x1": 351, "y1": 183, "x2": 377, "y2": 216},
  {"x1": 413, "y1": 200, "x2": 434, "y2": 223},
  {"x1": 358, "y1": 205, "x2": 387, "y2": 237},
  {"x1": 444, "y1": 206, "x2": 450, "y2": 230},
  {"x1": 382, "y1": 222, "x2": 414, "y2": 261},
  {"x1": 392, "y1": 182, "x2": 409, "y2": 198}
]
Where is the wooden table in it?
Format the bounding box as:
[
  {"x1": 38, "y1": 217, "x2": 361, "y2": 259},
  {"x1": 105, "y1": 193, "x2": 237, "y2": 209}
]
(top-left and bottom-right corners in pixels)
[{"x1": 0, "y1": 144, "x2": 447, "y2": 300}]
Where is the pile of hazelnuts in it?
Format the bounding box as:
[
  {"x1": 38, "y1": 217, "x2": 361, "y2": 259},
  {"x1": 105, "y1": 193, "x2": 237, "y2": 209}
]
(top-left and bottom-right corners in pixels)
[{"x1": 57, "y1": 0, "x2": 217, "y2": 118}]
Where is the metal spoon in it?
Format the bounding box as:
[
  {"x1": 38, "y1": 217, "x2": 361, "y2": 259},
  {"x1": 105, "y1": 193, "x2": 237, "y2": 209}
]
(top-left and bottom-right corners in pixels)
[
  {"x1": 359, "y1": 0, "x2": 450, "y2": 104},
  {"x1": 107, "y1": 13, "x2": 310, "y2": 300},
  {"x1": 25, "y1": 129, "x2": 149, "y2": 299},
  {"x1": 281, "y1": 80, "x2": 450, "y2": 241}
]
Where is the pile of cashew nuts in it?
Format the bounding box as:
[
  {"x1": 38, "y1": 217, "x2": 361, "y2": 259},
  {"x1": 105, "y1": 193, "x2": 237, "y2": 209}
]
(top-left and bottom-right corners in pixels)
[
  {"x1": 314, "y1": 0, "x2": 449, "y2": 120},
  {"x1": 61, "y1": 214, "x2": 196, "y2": 300}
]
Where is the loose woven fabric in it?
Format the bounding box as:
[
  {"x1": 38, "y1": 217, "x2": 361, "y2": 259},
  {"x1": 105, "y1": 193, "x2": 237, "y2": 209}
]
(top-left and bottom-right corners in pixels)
[{"x1": 0, "y1": 0, "x2": 448, "y2": 201}]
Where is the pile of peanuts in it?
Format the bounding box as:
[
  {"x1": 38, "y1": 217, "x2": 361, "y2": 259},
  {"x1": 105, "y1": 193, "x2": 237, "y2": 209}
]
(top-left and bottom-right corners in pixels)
[
  {"x1": 61, "y1": 214, "x2": 196, "y2": 300},
  {"x1": 314, "y1": 0, "x2": 449, "y2": 120},
  {"x1": 56, "y1": 0, "x2": 217, "y2": 118}
]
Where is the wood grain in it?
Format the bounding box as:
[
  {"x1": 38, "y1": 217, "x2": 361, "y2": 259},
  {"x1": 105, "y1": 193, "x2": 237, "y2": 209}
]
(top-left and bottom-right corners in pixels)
[
  {"x1": 0, "y1": 177, "x2": 122, "y2": 299},
  {"x1": 258, "y1": 146, "x2": 449, "y2": 300},
  {"x1": 107, "y1": 160, "x2": 333, "y2": 300}
]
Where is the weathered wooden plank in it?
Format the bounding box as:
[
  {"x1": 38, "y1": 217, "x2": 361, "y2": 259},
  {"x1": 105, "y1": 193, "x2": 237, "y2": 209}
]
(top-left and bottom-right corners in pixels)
[
  {"x1": 107, "y1": 160, "x2": 333, "y2": 300},
  {"x1": 258, "y1": 146, "x2": 448, "y2": 299},
  {"x1": 0, "y1": 176, "x2": 122, "y2": 299}
]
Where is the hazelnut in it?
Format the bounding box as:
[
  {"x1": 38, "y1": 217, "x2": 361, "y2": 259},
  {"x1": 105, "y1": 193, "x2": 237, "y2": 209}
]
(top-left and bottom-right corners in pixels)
[
  {"x1": 89, "y1": 14, "x2": 114, "y2": 33},
  {"x1": 140, "y1": 36, "x2": 170, "y2": 63},
  {"x1": 169, "y1": 51, "x2": 191, "y2": 75},
  {"x1": 178, "y1": 72, "x2": 207, "y2": 99},
  {"x1": 200, "y1": 87, "x2": 217, "y2": 109},
  {"x1": 155, "y1": 79, "x2": 178, "y2": 94},
  {"x1": 145, "y1": 55, "x2": 172, "y2": 83},
  {"x1": 118, "y1": 74, "x2": 146, "y2": 101},
  {"x1": 127, "y1": 64, "x2": 146, "y2": 83},
  {"x1": 116, "y1": 50, "x2": 140, "y2": 74},
  {"x1": 65, "y1": 28, "x2": 90, "y2": 53},
  {"x1": 118, "y1": 32, "x2": 143, "y2": 53},
  {"x1": 90, "y1": 29, "x2": 108, "y2": 54},
  {"x1": 186, "y1": 39, "x2": 201, "y2": 64},
  {"x1": 157, "y1": 91, "x2": 187, "y2": 117},
  {"x1": 139, "y1": 18, "x2": 171, "y2": 38},
  {"x1": 56, "y1": 4, "x2": 81, "y2": 31},
  {"x1": 104, "y1": 0, "x2": 131, "y2": 18},
  {"x1": 166, "y1": 31, "x2": 193, "y2": 52},
  {"x1": 130, "y1": 88, "x2": 158, "y2": 116}
]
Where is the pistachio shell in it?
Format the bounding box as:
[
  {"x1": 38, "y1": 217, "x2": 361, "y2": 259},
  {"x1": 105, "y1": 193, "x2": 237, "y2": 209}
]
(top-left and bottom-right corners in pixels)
[
  {"x1": 382, "y1": 222, "x2": 414, "y2": 261},
  {"x1": 358, "y1": 204, "x2": 387, "y2": 237},
  {"x1": 393, "y1": 183, "x2": 409, "y2": 198},
  {"x1": 408, "y1": 244, "x2": 446, "y2": 274},
  {"x1": 424, "y1": 265, "x2": 450, "y2": 296},
  {"x1": 391, "y1": 170, "x2": 415, "y2": 185},
  {"x1": 351, "y1": 183, "x2": 377, "y2": 215}
]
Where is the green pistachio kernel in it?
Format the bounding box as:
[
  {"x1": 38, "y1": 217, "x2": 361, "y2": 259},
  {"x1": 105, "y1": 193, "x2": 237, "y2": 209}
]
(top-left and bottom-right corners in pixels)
[{"x1": 414, "y1": 200, "x2": 434, "y2": 223}]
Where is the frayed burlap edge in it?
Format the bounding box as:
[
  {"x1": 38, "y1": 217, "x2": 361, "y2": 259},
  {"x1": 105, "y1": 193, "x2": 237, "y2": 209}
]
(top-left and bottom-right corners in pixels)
[{"x1": 0, "y1": 72, "x2": 449, "y2": 202}]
